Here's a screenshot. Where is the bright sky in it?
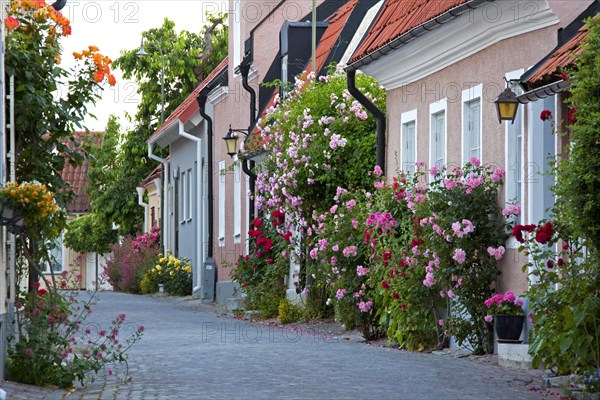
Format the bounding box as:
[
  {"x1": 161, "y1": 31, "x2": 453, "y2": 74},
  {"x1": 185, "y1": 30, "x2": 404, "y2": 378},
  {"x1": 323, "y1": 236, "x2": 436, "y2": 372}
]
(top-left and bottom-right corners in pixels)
[{"x1": 59, "y1": 0, "x2": 228, "y2": 131}]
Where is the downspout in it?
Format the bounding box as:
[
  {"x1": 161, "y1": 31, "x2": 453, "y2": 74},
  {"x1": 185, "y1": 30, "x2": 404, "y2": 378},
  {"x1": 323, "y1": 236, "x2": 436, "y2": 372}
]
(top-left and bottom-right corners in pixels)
[
  {"x1": 238, "y1": 62, "x2": 257, "y2": 226},
  {"x1": 135, "y1": 187, "x2": 148, "y2": 233},
  {"x1": 196, "y1": 96, "x2": 217, "y2": 301},
  {"x1": 148, "y1": 143, "x2": 168, "y2": 252},
  {"x1": 347, "y1": 69, "x2": 386, "y2": 174}
]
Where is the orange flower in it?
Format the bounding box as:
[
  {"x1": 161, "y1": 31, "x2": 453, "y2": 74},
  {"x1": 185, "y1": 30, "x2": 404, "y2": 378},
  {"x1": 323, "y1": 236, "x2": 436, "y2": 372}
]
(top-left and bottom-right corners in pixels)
[
  {"x1": 82, "y1": 50, "x2": 91, "y2": 57},
  {"x1": 5, "y1": 17, "x2": 20, "y2": 31},
  {"x1": 93, "y1": 70, "x2": 105, "y2": 83},
  {"x1": 107, "y1": 75, "x2": 116, "y2": 86},
  {"x1": 73, "y1": 52, "x2": 82, "y2": 60},
  {"x1": 88, "y1": 45, "x2": 99, "y2": 52}
]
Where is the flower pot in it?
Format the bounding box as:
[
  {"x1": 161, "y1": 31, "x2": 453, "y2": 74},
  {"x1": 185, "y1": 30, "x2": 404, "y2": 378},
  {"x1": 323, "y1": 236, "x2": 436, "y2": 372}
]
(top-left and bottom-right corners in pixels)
[{"x1": 494, "y1": 314, "x2": 524, "y2": 343}]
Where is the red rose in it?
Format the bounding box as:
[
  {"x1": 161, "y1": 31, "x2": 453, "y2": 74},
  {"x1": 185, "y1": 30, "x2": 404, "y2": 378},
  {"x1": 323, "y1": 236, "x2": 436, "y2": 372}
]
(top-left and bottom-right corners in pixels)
[
  {"x1": 392, "y1": 292, "x2": 399, "y2": 299},
  {"x1": 253, "y1": 218, "x2": 262, "y2": 228},
  {"x1": 535, "y1": 222, "x2": 554, "y2": 245},
  {"x1": 540, "y1": 109, "x2": 553, "y2": 121},
  {"x1": 557, "y1": 258, "x2": 565, "y2": 266},
  {"x1": 381, "y1": 280, "x2": 389, "y2": 289},
  {"x1": 568, "y1": 108, "x2": 577, "y2": 125},
  {"x1": 546, "y1": 259, "x2": 554, "y2": 269},
  {"x1": 281, "y1": 231, "x2": 292, "y2": 241},
  {"x1": 512, "y1": 224, "x2": 525, "y2": 243}
]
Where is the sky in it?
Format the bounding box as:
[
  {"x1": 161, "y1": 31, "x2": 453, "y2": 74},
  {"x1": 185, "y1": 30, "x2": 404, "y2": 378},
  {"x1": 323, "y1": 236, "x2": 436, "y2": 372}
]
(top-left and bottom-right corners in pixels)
[{"x1": 59, "y1": 0, "x2": 228, "y2": 131}]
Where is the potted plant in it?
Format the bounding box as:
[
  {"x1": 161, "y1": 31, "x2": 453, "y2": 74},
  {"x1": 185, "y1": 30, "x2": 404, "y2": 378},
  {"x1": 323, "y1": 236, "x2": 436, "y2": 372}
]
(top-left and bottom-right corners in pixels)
[{"x1": 484, "y1": 291, "x2": 525, "y2": 343}]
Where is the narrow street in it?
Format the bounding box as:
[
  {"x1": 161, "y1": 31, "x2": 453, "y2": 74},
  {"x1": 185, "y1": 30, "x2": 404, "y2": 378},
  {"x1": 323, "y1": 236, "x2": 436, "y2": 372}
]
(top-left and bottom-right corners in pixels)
[{"x1": 4, "y1": 292, "x2": 549, "y2": 399}]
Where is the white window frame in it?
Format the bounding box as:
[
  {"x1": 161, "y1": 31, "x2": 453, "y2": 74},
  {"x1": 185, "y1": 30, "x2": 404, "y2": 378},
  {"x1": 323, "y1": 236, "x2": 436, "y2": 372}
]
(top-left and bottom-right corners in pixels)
[
  {"x1": 505, "y1": 70, "x2": 525, "y2": 250},
  {"x1": 181, "y1": 170, "x2": 187, "y2": 224},
  {"x1": 186, "y1": 168, "x2": 193, "y2": 222},
  {"x1": 233, "y1": 156, "x2": 242, "y2": 243},
  {"x1": 218, "y1": 161, "x2": 226, "y2": 247},
  {"x1": 461, "y1": 84, "x2": 483, "y2": 165},
  {"x1": 429, "y1": 98, "x2": 447, "y2": 170},
  {"x1": 400, "y1": 109, "x2": 417, "y2": 174}
]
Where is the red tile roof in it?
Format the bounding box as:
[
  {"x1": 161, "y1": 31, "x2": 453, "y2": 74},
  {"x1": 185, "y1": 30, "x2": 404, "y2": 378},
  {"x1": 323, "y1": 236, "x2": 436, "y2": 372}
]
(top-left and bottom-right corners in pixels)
[
  {"x1": 526, "y1": 26, "x2": 589, "y2": 88},
  {"x1": 307, "y1": 0, "x2": 359, "y2": 74},
  {"x1": 147, "y1": 58, "x2": 228, "y2": 143},
  {"x1": 61, "y1": 131, "x2": 103, "y2": 214},
  {"x1": 351, "y1": 0, "x2": 469, "y2": 63}
]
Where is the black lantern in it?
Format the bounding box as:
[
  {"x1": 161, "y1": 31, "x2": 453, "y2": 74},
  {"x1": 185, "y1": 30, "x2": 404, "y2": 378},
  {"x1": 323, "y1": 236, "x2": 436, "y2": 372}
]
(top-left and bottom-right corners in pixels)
[
  {"x1": 0, "y1": 200, "x2": 25, "y2": 234},
  {"x1": 495, "y1": 85, "x2": 520, "y2": 124},
  {"x1": 223, "y1": 125, "x2": 248, "y2": 157}
]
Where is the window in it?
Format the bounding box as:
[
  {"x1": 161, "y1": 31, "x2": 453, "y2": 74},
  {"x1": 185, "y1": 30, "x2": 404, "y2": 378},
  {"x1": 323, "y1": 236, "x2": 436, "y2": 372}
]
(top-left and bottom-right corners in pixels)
[
  {"x1": 401, "y1": 110, "x2": 417, "y2": 174},
  {"x1": 429, "y1": 99, "x2": 447, "y2": 169},
  {"x1": 218, "y1": 161, "x2": 226, "y2": 246},
  {"x1": 462, "y1": 84, "x2": 483, "y2": 164},
  {"x1": 44, "y1": 236, "x2": 63, "y2": 273},
  {"x1": 233, "y1": 157, "x2": 241, "y2": 242},
  {"x1": 181, "y1": 170, "x2": 187, "y2": 223},
  {"x1": 505, "y1": 72, "x2": 524, "y2": 220},
  {"x1": 528, "y1": 96, "x2": 556, "y2": 225},
  {"x1": 186, "y1": 168, "x2": 192, "y2": 221}
]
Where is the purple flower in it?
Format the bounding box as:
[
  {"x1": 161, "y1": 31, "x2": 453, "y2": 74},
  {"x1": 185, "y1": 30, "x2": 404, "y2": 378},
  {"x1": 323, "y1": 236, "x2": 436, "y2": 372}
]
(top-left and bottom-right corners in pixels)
[
  {"x1": 356, "y1": 266, "x2": 369, "y2": 276},
  {"x1": 25, "y1": 348, "x2": 33, "y2": 357},
  {"x1": 484, "y1": 315, "x2": 493, "y2": 323},
  {"x1": 357, "y1": 300, "x2": 373, "y2": 312},
  {"x1": 336, "y1": 288, "x2": 346, "y2": 300}
]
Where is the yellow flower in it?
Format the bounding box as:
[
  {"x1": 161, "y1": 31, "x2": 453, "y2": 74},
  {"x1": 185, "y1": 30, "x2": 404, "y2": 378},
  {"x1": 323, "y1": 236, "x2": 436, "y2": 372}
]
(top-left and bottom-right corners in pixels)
[
  {"x1": 155, "y1": 265, "x2": 162, "y2": 271},
  {"x1": 169, "y1": 271, "x2": 174, "y2": 276},
  {"x1": 159, "y1": 257, "x2": 167, "y2": 263}
]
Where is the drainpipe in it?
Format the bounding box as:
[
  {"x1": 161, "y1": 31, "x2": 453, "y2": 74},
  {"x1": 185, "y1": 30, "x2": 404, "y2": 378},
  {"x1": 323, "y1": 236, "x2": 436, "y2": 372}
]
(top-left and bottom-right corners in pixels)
[
  {"x1": 238, "y1": 62, "x2": 257, "y2": 226},
  {"x1": 135, "y1": 187, "x2": 148, "y2": 233},
  {"x1": 196, "y1": 91, "x2": 217, "y2": 300},
  {"x1": 148, "y1": 143, "x2": 168, "y2": 252},
  {"x1": 347, "y1": 69, "x2": 386, "y2": 174}
]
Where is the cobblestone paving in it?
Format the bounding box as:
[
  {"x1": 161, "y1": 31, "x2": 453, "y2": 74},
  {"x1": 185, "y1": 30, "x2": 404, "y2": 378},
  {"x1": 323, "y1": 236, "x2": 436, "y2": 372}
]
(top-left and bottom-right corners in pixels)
[{"x1": 1, "y1": 292, "x2": 552, "y2": 399}]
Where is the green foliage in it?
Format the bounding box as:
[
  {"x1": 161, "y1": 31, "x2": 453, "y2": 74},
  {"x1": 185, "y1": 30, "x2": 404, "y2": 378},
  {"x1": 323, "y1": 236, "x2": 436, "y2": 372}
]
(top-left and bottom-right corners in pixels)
[
  {"x1": 64, "y1": 213, "x2": 117, "y2": 254},
  {"x1": 278, "y1": 299, "x2": 303, "y2": 324},
  {"x1": 518, "y1": 220, "x2": 600, "y2": 375},
  {"x1": 559, "y1": 15, "x2": 600, "y2": 253}
]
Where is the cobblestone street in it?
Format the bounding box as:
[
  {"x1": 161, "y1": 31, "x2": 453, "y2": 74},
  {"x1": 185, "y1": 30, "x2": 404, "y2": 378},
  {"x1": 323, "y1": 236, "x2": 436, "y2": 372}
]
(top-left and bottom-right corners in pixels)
[{"x1": 2, "y1": 292, "x2": 552, "y2": 399}]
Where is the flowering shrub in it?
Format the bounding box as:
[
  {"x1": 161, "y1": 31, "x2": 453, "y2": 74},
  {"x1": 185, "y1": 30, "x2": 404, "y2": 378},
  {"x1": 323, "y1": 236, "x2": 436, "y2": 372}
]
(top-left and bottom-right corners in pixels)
[
  {"x1": 412, "y1": 159, "x2": 512, "y2": 353},
  {"x1": 7, "y1": 273, "x2": 144, "y2": 388},
  {"x1": 0, "y1": 181, "x2": 65, "y2": 239},
  {"x1": 582, "y1": 369, "x2": 600, "y2": 393},
  {"x1": 483, "y1": 292, "x2": 524, "y2": 320},
  {"x1": 255, "y1": 67, "x2": 385, "y2": 235},
  {"x1": 516, "y1": 219, "x2": 599, "y2": 375},
  {"x1": 131, "y1": 226, "x2": 161, "y2": 253},
  {"x1": 105, "y1": 232, "x2": 160, "y2": 293},
  {"x1": 140, "y1": 253, "x2": 193, "y2": 296},
  {"x1": 232, "y1": 216, "x2": 289, "y2": 318}
]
